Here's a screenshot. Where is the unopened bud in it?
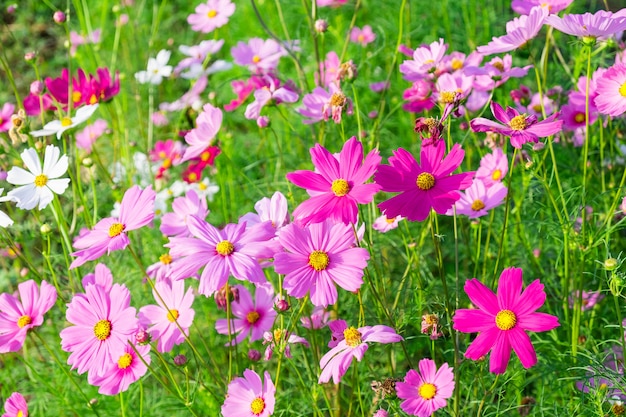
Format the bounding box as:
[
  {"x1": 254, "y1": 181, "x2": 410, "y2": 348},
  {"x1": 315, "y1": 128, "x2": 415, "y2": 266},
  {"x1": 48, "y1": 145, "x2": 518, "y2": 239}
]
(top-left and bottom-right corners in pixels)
[
  {"x1": 53, "y1": 11, "x2": 66, "y2": 23},
  {"x1": 248, "y1": 349, "x2": 261, "y2": 361},
  {"x1": 173, "y1": 354, "x2": 187, "y2": 366},
  {"x1": 605, "y1": 258, "x2": 618, "y2": 271},
  {"x1": 314, "y1": 19, "x2": 328, "y2": 33},
  {"x1": 40, "y1": 224, "x2": 52, "y2": 235},
  {"x1": 135, "y1": 329, "x2": 151, "y2": 344},
  {"x1": 30, "y1": 81, "x2": 44, "y2": 95},
  {"x1": 275, "y1": 299, "x2": 289, "y2": 312},
  {"x1": 257, "y1": 116, "x2": 270, "y2": 128},
  {"x1": 24, "y1": 51, "x2": 37, "y2": 62}
]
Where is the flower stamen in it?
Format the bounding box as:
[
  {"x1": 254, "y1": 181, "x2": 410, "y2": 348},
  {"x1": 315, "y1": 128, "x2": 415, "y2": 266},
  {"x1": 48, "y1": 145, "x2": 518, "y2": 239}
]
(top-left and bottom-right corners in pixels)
[
  {"x1": 495, "y1": 309, "x2": 517, "y2": 330},
  {"x1": 108, "y1": 222, "x2": 125, "y2": 237},
  {"x1": 416, "y1": 172, "x2": 436, "y2": 190},
  {"x1": 117, "y1": 353, "x2": 133, "y2": 369},
  {"x1": 308, "y1": 250, "x2": 329, "y2": 271},
  {"x1": 94, "y1": 319, "x2": 112, "y2": 340},
  {"x1": 419, "y1": 382, "x2": 437, "y2": 400},
  {"x1": 331, "y1": 179, "x2": 350, "y2": 196},
  {"x1": 343, "y1": 326, "x2": 362, "y2": 347},
  {"x1": 216, "y1": 240, "x2": 235, "y2": 256}
]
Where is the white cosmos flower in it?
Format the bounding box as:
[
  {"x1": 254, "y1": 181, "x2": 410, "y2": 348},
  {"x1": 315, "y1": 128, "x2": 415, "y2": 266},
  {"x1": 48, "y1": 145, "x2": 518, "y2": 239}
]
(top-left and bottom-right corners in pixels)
[
  {"x1": 30, "y1": 104, "x2": 99, "y2": 139},
  {"x1": 0, "y1": 188, "x2": 16, "y2": 227},
  {"x1": 135, "y1": 50, "x2": 173, "y2": 85},
  {"x1": 7, "y1": 145, "x2": 70, "y2": 210}
]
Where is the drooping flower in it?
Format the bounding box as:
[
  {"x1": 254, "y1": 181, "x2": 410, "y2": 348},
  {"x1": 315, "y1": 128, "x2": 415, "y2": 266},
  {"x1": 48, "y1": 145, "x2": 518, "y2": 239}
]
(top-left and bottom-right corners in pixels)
[
  {"x1": 452, "y1": 267, "x2": 560, "y2": 374},
  {"x1": 287, "y1": 137, "x2": 381, "y2": 225},
  {"x1": 274, "y1": 220, "x2": 370, "y2": 307},
  {"x1": 262, "y1": 328, "x2": 309, "y2": 360},
  {"x1": 477, "y1": 6, "x2": 548, "y2": 55},
  {"x1": 7, "y1": 144, "x2": 70, "y2": 210},
  {"x1": 372, "y1": 214, "x2": 403, "y2": 233},
  {"x1": 595, "y1": 63, "x2": 626, "y2": 117},
  {"x1": 545, "y1": 10, "x2": 626, "y2": 41},
  {"x1": 221, "y1": 369, "x2": 275, "y2": 417},
  {"x1": 135, "y1": 50, "x2": 173, "y2": 85},
  {"x1": 138, "y1": 278, "x2": 195, "y2": 353},
  {"x1": 70, "y1": 185, "x2": 156, "y2": 269},
  {"x1": 375, "y1": 140, "x2": 474, "y2": 222},
  {"x1": 0, "y1": 280, "x2": 57, "y2": 353},
  {"x1": 60, "y1": 283, "x2": 138, "y2": 376},
  {"x1": 2, "y1": 392, "x2": 28, "y2": 417},
  {"x1": 396, "y1": 359, "x2": 455, "y2": 417},
  {"x1": 350, "y1": 25, "x2": 376, "y2": 46},
  {"x1": 297, "y1": 84, "x2": 352, "y2": 124},
  {"x1": 187, "y1": 0, "x2": 235, "y2": 33},
  {"x1": 215, "y1": 284, "x2": 277, "y2": 345},
  {"x1": 421, "y1": 314, "x2": 442, "y2": 340},
  {"x1": 470, "y1": 101, "x2": 563, "y2": 148},
  {"x1": 318, "y1": 320, "x2": 403, "y2": 384},
  {"x1": 30, "y1": 104, "x2": 99, "y2": 139},
  {"x1": 452, "y1": 179, "x2": 508, "y2": 218}
]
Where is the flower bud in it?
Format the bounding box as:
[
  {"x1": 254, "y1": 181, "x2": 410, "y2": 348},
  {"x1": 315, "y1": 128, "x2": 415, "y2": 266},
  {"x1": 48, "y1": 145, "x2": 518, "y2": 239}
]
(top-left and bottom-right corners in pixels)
[
  {"x1": 173, "y1": 354, "x2": 187, "y2": 366},
  {"x1": 30, "y1": 81, "x2": 44, "y2": 95},
  {"x1": 135, "y1": 329, "x2": 151, "y2": 344},
  {"x1": 256, "y1": 116, "x2": 270, "y2": 128},
  {"x1": 605, "y1": 258, "x2": 618, "y2": 271},
  {"x1": 275, "y1": 299, "x2": 289, "y2": 312},
  {"x1": 24, "y1": 51, "x2": 37, "y2": 62},
  {"x1": 314, "y1": 19, "x2": 328, "y2": 33},
  {"x1": 248, "y1": 349, "x2": 261, "y2": 362},
  {"x1": 53, "y1": 11, "x2": 66, "y2": 23},
  {"x1": 40, "y1": 224, "x2": 52, "y2": 235}
]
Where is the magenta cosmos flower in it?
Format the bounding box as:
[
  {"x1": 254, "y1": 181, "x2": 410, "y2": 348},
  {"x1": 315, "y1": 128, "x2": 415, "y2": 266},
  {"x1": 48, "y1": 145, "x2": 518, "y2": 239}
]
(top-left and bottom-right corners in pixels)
[
  {"x1": 2, "y1": 392, "x2": 28, "y2": 417},
  {"x1": 0, "y1": 280, "x2": 57, "y2": 353},
  {"x1": 187, "y1": 0, "x2": 235, "y2": 33},
  {"x1": 88, "y1": 343, "x2": 151, "y2": 396},
  {"x1": 595, "y1": 63, "x2": 626, "y2": 117},
  {"x1": 375, "y1": 140, "x2": 474, "y2": 222},
  {"x1": 166, "y1": 218, "x2": 278, "y2": 296},
  {"x1": 222, "y1": 369, "x2": 275, "y2": 417},
  {"x1": 60, "y1": 283, "x2": 138, "y2": 376},
  {"x1": 318, "y1": 319, "x2": 402, "y2": 384},
  {"x1": 545, "y1": 10, "x2": 626, "y2": 41},
  {"x1": 452, "y1": 267, "x2": 560, "y2": 374},
  {"x1": 477, "y1": 6, "x2": 548, "y2": 55},
  {"x1": 287, "y1": 136, "x2": 381, "y2": 226},
  {"x1": 396, "y1": 359, "x2": 455, "y2": 417},
  {"x1": 231, "y1": 38, "x2": 286, "y2": 74},
  {"x1": 70, "y1": 185, "x2": 156, "y2": 269},
  {"x1": 470, "y1": 101, "x2": 563, "y2": 149},
  {"x1": 274, "y1": 220, "x2": 370, "y2": 307},
  {"x1": 215, "y1": 284, "x2": 276, "y2": 345},
  {"x1": 138, "y1": 279, "x2": 195, "y2": 353}
]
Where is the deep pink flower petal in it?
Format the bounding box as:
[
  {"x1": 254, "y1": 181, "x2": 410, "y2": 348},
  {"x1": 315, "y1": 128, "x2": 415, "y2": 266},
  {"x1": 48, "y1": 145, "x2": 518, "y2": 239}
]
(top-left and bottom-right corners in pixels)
[
  {"x1": 489, "y1": 331, "x2": 512, "y2": 374},
  {"x1": 463, "y1": 279, "x2": 499, "y2": 315},
  {"x1": 497, "y1": 267, "x2": 523, "y2": 310},
  {"x1": 508, "y1": 327, "x2": 537, "y2": 369},
  {"x1": 511, "y1": 278, "x2": 546, "y2": 316},
  {"x1": 453, "y1": 308, "x2": 495, "y2": 333},
  {"x1": 465, "y1": 326, "x2": 499, "y2": 360},
  {"x1": 517, "y1": 311, "x2": 560, "y2": 332}
]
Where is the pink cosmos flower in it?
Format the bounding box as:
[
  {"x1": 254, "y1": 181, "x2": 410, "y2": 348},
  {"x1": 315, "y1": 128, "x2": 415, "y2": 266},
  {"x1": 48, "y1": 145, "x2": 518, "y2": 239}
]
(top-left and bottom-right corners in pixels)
[
  {"x1": 452, "y1": 178, "x2": 508, "y2": 218},
  {"x1": 402, "y1": 80, "x2": 436, "y2": 113},
  {"x1": 399, "y1": 38, "x2": 448, "y2": 81},
  {"x1": 149, "y1": 139, "x2": 184, "y2": 173},
  {"x1": 318, "y1": 319, "x2": 402, "y2": 384},
  {"x1": 70, "y1": 185, "x2": 156, "y2": 269},
  {"x1": 467, "y1": 55, "x2": 532, "y2": 92},
  {"x1": 244, "y1": 76, "x2": 299, "y2": 120},
  {"x1": 0, "y1": 103, "x2": 15, "y2": 132},
  {"x1": 512, "y1": 0, "x2": 572, "y2": 15},
  {"x1": 262, "y1": 328, "x2": 309, "y2": 360},
  {"x1": 82, "y1": 263, "x2": 113, "y2": 292},
  {"x1": 160, "y1": 190, "x2": 209, "y2": 238},
  {"x1": 297, "y1": 84, "x2": 351, "y2": 124},
  {"x1": 318, "y1": 51, "x2": 341, "y2": 87},
  {"x1": 452, "y1": 267, "x2": 560, "y2": 374},
  {"x1": 372, "y1": 214, "x2": 403, "y2": 233},
  {"x1": 166, "y1": 218, "x2": 278, "y2": 296},
  {"x1": 239, "y1": 191, "x2": 290, "y2": 234},
  {"x1": 224, "y1": 76, "x2": 267, "y2": 111},
  {"x1": 300, "y1": 306, "x2": 330, "y2": 329},
  {"x1": 287, "y1": 137, "x2": 381, "y2": 225},
  {"x1": 75, "y1": 119, "x2": 107, "y2": 153},
  {"x1": 60, "y1": 283, "x2": 138, "y2": 376},
  {"x1": 180, "y1": 103, "x2": 223, "y2": 163},
  {"x1": 350, "y1": 25, "x2": 376, "y2": 46},
  {"x1": 221, "y1": 369, "x2": 275, "y2": 417},
  {"x1": 477, "y1": 6, "x2": 548, "y2": 55},
  {"x1": 568, "y1": 290, "x2": 604, "y2": 312},
  {"x1": 545, "y1": 10, "x2": 626, "y2": 40},
  {"x1": 375, "y1": 140, "x2": 474, "y2": 222},
  {"x1": 317, "y1": 0, "x2": 348, "y2": 6},
  {"x1": 187, "y1": 0, "x2": 235, "y2": 33},
  {"x1": 561, "y1": 94, "x2": 598, "y2": 131},
  {"x1": 470, "y1": 101, "x2": 563, "y2": 149},
  {"x1": 174, "y1": 39, "x2": 225, "y2": 78},
  {"x1": 476, "y1": 148, "x2": 508, "y2": 188},
  {"x1": 146, "y1": 253, "x2": 177, "y2": 283},
  {"x1": 2, "y1": 392, "x2": 28, "y2": 417},
  {"x1": 595, "y1": 63, "x2": 626, "y2": 117},
  {"x1": 139, "y1": 279, "x2": 195, "y2": 353},
  {"x1": 274, "y1": 220, "x2": 370, "y2": 307},
  {"x1": 0, "y1": 280, "x2": 57, "y2": 353},
  {"x1": 231, "y1": 38, "x2": 286, "y2": 74},
  {"x1": 88, "y1": 342, "x2": 151, "y2": 395},
  {"x1": 396, "y1": 359, "x2": 455, "y2": 417},
  {"x1": 215, "y1": 284, "x2": 277, "y2": 345},
  {"x1": 434, "y1": 72, "x2": 474, "y2": 105}
]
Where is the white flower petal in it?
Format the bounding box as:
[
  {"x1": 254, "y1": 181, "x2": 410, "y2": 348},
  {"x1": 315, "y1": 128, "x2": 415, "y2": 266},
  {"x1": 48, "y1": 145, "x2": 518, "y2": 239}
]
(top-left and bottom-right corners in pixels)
[
  {"x1": 36, "y1": 187, "x2": 54, "y2": 210},
  {"x1": 46, "y1": 178, "x2": 70, "y2": 195},
  {"x1": 47, "y1": 154, "x2": 69, "y2": 179},
  {"x1": 20, "y1": 148, "x2": 42, "y2": 175},
  {"x1": 43, "y1": 145, "x2": 61, "y2": 174},
  {"x1": 9, "y1": 184, "x2": 39, "y2": 210},
  {"x1": 0, "y1": 211, "x2": 13, "y2": 227},
  {"x1": 6, "y1": 166, "x2": 36, "y2": 186},
  {"x1": 74, "y1": 104, "x2": 99, "y2": 124}
]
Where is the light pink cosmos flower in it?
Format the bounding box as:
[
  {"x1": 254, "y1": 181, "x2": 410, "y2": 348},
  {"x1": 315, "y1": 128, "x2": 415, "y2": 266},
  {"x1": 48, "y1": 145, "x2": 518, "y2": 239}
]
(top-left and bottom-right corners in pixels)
[
  {"x1": 595, "y1": 63, "x2": 626, "y2": 117},
  {"x1": 452, "y1": 178, "x2": 508, "y2": 218},
  {"x1": 477, "y1": 6, "x2": 548, "y2": 55},
  {"x1": 274, "y1": 220, "x2": 370, "y2": 307},
  {"x1": 561, "y1": 94, "x2": 598, "y2": 131},
  {"x1": 512, "y1": 0, "x2": 572, "y2": 15},
  {"x1": 146, "y1": 253, "x2": 177, "y2": 283},
  {"x1": 568, "y1": 290, "x2": 604, "y2": 312},
  {"x1": 75, "y1": 119, "x2": 107, "y2": 153},
  {"x1": 317, "y1": 0, "x2": 348, "y2": 6},
  {"x1": 287, "y1": 137, "x2": 381, "y2": 225},
  {"x1": 139, "y1": 279, "x2": 195, "y2": 353},
  {"x1": 476, "y1": 148, "x2": 508, "y2": 188},
  {"x1": 221, "y1": 369, "x2": 275, "y2": 417},
  {"x1": 88, "y1": 342, "x2": 150, "y2": 395},
  {"x1": 318, "y1": 319, "x2": 402, "y2": 384},
  {"x1": 350, "y1": 25, "x2": 376, "y2": 46},
  {"x1": 297, "y1": 84, "x2": 352, "y2": 124},
  {"x1": 453, "y1": 267, "x2": 560, "y2": 374},
  {"x1": 300, "y1": 306, "x2": 330, "y2": 329},
  {"x1": 215, "y1": 284, "x2": 277, "y2": 345},
  {"x1": 263, "y1": 328, "x2": 309, "y2": 360},
  {"x1": 318, "y1": 51, "x2": 341, "y2": 87},
  {"x1": 60, "y1": 283, "x2": 138, "y2": 376},
  {"x1": 375, "y1": 140, "x2": 474, "y2": 222},
  {"x1": 231, "y1": 38, "x2": 286, "y2": 74},
  {"x1": 166, "y1": 218, "x2": 278, "y2": 296},
  {"x1": 180, "y1": 103, "x2": 222, "y2": 163},
  {"x1": 81, "y1": 263, "x2": 113, "y2": 292},
  {"x1": 239, "y1": 191, "x2": 290, "y2": 234},
  {"x1": 402, "y1": 80, "x2": 436, "y2": 113},
  {"x1": 399, "y1": 38, "x2": 448, "y2": 81},
  {"x1": 372, "y1": 214, "x2": 403, "y2": 233},
  {"x1": 174, "y1": 39, "x2": 225, "y2": 78},
  {"x1": 244, "y1": 76, "x2": 299, "y2": 120},
  {"x1": 0, "y1": 103, "x2": 15, "y2": 132},
  {"x1": 434, "y1": 72, "x2": 473, "y2": 105},
  {"x1": 467, "y1": 55, "x2": 532, "y2": 92},
  {"x1": 2, "y1": 392, "x2": 28, "y2": 417},
  {"x1": 187, "y1": 0, "x2": 235, "y2": 33},
  {"x1": 70, "y1": 185, "x2": 156, "y2": 269},
  {"x1": 545, "y1": 10, "x2": 626, "y2": 41},
  {"x1": 396, "y1": 359, "x2": 455, "y2": 417},
  {"x1": 160, "y1": 190, "x2": 209, "y2": 238},
  {"x1": 0, "y1": 280, "x2": 57, "y2": 353},
  {"x1": 470, "y1": 101, "x2": 563, "y2": 149}
]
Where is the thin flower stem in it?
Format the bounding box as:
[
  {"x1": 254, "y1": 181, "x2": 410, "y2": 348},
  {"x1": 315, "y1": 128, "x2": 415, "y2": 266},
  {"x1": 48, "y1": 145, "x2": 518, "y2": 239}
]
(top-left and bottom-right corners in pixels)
[
  {"x1": 351, "y1": 84, "x2": 363, "y2": 141},
  {"x1": 119, "y1": 391, "x2": 126, "y2": 417}
]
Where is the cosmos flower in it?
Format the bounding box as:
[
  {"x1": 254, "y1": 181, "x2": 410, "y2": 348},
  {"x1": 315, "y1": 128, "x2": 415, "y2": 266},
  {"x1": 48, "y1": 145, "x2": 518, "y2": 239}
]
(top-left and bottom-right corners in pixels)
[
  {"x1": 75, "y1": 119, "x2": 108, "y2": 153},
  {"x1": 595, "y1": 63, "x2": 626, "y2": 117},
  {"x1": 545, "y1": 10, "x2": 626, "y2": 41},
  {"x1": 477, "y1": 6, "x2": 548, "y2": 55},
  {"x1": 188, "y1": 0, "x2": 236, "y2": 33},
  {"x1": 451, "y1": 178, "x2": 508, "y2": 218},
  {"x1": 396, "y1": 359, "x2": 455, "y2": 417},
  {"x1": 135, "y1": 50, "x2": 173, "y2": 85},
  {"x1": 453, "y1": 267, "x2": 560, "y2": 374},
  {"x1": 511, "y1": 0, "x2": 572, "y2": 15},
  {"x1": 88, "y1": 343, "x2": 151, "y2": 396},
  {"x1": 262, "y1": 328, "x2": 309, "y2": 360},
  {"x1": 399, "y1": 38, "x2": 448, "y2": 81},
  {"x1": 244, "y1": 75, "x2": 299, "y2": 120},
  {"x1": 287, "y1": 136, "x2": 381, "y2": 225},
  {"x1": 160, "y1": 190, "x2": 209, "y2": 238},
  {"x1": 239, "y1": 191, "x2": 290, "y2": 234},
  {"x1": 30, "y1": 104, "x2": 99, "y2": 139},
  {"x1": 2, "y1": 392, "x2": 28, "y2": 417},
  {"x1": 231, "y1": 38, "x2": 287, "y2": 74},
  {"x1": 475, "y1": 147, "x2": 508, "y2": 188},
  {"x1": 297, "y1": 84, "x2": 352, "y2": 124},
  {"x1": 180, "y1": 103, "x2": 223, "y2": 163},
  {"x1": 0, "y1": 103, "x2": 15, "y2": 133},
  {"x1": 221, "y1": 369, "x2": 275, "y2": 417},
  {"x1": 7, "y1": 145, "x2": 70, "y2": 210},
  {"x1": 372, "y1": 214, "x2": 403, "y2": 233},
  {"x1": 350, "y1": 25, "x2": 376, "y2": 46}
]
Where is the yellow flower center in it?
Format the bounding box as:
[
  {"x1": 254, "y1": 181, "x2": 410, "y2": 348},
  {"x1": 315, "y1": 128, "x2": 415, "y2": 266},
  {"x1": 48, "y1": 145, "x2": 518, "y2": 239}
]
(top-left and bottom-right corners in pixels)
[
  {"x1": 492, "y1": 61, "x2": 505, "y2": 72},
  {"x1": 451, "y1": 58, "x2": 463, "y2": 71},
  {"x1": 495, "y1": 309, "x2": 517, "y2": 330},
  {"x1": 509, "y1": 115, "x2": 528, "y2": 131},
  {"x1": 308, "y1": 250, "x2": 329, "y2": 271},
  {"x1": 424, "y1": 59, "x2": 434, "y2": 65},
  {"x1": 159, "y1": 253, "x2": 172, "y2": 265},
  {"x1": 89, "y1": 94, "x2": 98, "y2": 104},
  {"x1": 187, "y1": 172, "x2": 198, "y2": 183},
  {"x1": 439, "y1": 91, "x2": 456, "y2": 104},
  {"x1": 61, "y1": 116, "x2": 73, "y2": 127},
  {"x1": 72, "y1": 91, "x2": 82, "y2": 103},
  {"x1": 198, "y1": 182, "x2": 208, "y2": 190},
  {"x1": 471, "y1": 199, "x2": 486, "y2": 211},
  {"x1": 619, "y1": 82, "x2": 626, "y2": 98},
  {"x1": 108, "y1": 222, "x2": 125, "y2": 237},
  {"x1": 250, "y1": 397, "x2": 266, "y2": 415},
  {"x1": 247, "y1": 311, "x2": 260, "y2": 324},
  {"x1": 34, "y1": 174, "x2": 48, "y2": 187},
  {"x1": 419, "y1": 382, "x2": 437, "y2": 400},
  {"x1": 207, "y1": 9, "x2": 217, "y2": 18},
  {"x1": 416, "y1": 172, "x2": 435, "y2": 190},
  {"x1": 357, "y1": 34, "x2": 365, "y2": 43},
  {"x1": 574, "y1": 113, "x2": 585, "y2": 123},
  {"x1": 167, "y1": 309, "x2": 180, "y2": 322},
  {"x1": 385, "y1": 217, "x2": 396, "y2": 224},
  {"x1": 329, "y1": 92, "x2": 347, "y2": 107},
  {"x1": 331, "y1": 179, "x2": 350, "y2": 196},
  {"x1": 273, "y1": 328, "x2": 284, "y2": 343},
  {"x1": 94, "y1": 319, "x2": 112, "y2": 340},
  {"x1": 491, "y1": 169, "x2": 502, "y2": 181},
  {"x1": 252, "y1": 55, "x2": 261, "y2": 64},
  {"x1": 612, "y1": 404, "x2": 625, "y2": 416},
  {"x1": 17, "y1": 411, "x2": 24, "y2": 417},
  {"x1": 117, "y1": 353, "x2": 133, "y2": 369},
  {"x1": 424, "y1": 314, "x2": 437, "y2": 325},
  {"x1": 17, "y1": 315, "x2": 32, "y2": 328},
  {"x1": 216, "y1": 240, "x2": 235, "y2": 256},
  {"x1": 343, "y1": 326, "x2": 362, "y2": 347}
]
